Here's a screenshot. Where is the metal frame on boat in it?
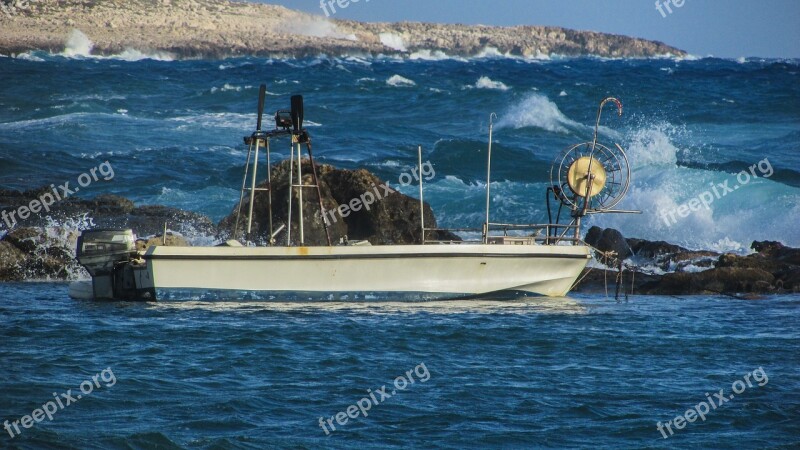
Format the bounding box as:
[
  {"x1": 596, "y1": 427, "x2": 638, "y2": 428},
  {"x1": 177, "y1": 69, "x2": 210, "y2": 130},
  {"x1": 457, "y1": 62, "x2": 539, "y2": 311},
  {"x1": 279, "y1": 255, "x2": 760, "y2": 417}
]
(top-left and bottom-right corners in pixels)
[{"x1": 70, "y1": 87, "x2": 636, "y2": 301}]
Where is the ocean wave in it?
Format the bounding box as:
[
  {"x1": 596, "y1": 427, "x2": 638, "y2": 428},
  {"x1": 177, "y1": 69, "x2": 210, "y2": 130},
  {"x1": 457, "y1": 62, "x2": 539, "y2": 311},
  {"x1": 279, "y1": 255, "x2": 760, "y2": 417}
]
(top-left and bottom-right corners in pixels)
[
  {"x1": 13, "y1": 52, "x2": 46, "y2": 62},
  {"x1": 585, "y1": 122, "x2": 800, "y2": 251},
  {"x1": 60, "y1": 29, "x2": 175, "y2": 61},
  {"x1": 408, "y1": 49, "x2": 467, "y2": 62},
  {"x1": 386, "y1": 75, "x2": 416, "y2": 87},
  {"x1": 623, "y1": 123, "x2": 682, "y2": 169},
  {"x1": 167, "y1": 112, "x2": 253, "y2": 130},
  {"x1": 379, "y1": 33, "x2": 407, "y2": 52},
  {"x1": 465, "y1": 76, "x2": 510, "y2": 91},
  {"x1": 496, "y1": 92, "x2": 584, "y2": 133},
  {"x1": 207, "y1": 84, "x2": 267, "y2": 94},
  {"x1": 0, "y1": 112, "x2": 136, "y2": 131}
]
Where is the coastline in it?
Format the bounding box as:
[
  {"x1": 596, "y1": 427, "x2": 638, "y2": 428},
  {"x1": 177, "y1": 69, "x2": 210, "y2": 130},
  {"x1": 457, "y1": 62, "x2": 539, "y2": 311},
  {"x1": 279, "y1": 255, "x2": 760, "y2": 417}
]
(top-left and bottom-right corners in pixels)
[{"x1": 0, "y1": 0, "x2": 686, "y2": 59}]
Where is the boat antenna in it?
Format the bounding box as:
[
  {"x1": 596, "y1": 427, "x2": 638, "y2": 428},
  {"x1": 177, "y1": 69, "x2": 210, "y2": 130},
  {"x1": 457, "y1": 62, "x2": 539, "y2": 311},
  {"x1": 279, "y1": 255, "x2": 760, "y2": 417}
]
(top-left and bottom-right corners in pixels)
[
  {"x1": 581, "y1": 97, "x2": 623, "y2": 217},
  {"x1": 234, "y1": 84, "x2": 268, "y2": 242},
  {"x1": 484, "y1": 112, "x2": 496, "y2": 244},
  {"x1": 246, "y1": 85, "x2": 268, "y2": 236},
  {"x1": 289, "y1": 95, "x2": 332, "y2": 246},
  {"x1": 418, "y1": 145, "x2": 425, "y2": 245},
  {"x1": 257, "y1": 84, "x2": 266, "y2": 132}
]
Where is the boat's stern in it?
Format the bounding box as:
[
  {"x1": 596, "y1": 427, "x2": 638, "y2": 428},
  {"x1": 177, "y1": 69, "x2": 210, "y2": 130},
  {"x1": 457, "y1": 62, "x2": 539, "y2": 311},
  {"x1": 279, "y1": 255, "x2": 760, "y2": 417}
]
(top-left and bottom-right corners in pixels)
[{"x1": 74, "y1": 229, "x2": 155, "y2": 301}]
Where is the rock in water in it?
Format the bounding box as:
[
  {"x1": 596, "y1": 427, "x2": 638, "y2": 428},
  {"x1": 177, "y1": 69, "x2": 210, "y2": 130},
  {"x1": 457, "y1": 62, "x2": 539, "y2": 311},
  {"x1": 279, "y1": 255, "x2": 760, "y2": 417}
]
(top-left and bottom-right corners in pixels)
[
  {"x1": 219, "y1": 159, "x2": 459, "y2": 245},
  {"x1": 584, "y1": 226, "x2": 633, "y2": 263}
]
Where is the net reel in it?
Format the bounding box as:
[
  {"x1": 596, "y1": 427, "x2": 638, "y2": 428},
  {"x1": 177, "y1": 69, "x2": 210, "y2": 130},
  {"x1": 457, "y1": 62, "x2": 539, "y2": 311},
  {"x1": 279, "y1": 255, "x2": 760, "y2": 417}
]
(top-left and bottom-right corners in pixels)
[{"x1": 549, "y1": 97, "x2": 631, "y2": 217}]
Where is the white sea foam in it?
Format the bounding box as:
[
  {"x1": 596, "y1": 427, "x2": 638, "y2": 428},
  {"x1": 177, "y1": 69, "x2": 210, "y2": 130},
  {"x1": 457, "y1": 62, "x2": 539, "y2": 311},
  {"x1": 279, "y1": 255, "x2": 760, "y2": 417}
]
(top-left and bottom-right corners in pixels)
[
  {"x1": 112, "y1": 48, "x2": 175, "y2": 62},
  {"x1": 467, "y1": 76, "x2": 510, "y2": 91},
  {"x1": 584, "y1": 122, "x2": 800, "y2": 251},
  {"x1": 60, "y1": 29, "x2": 175, "y2": 61},
  {"x1": 379, "y1": 33, "x2": 407, "y2": 52},
  {"x1": 168, "y1": 112, "x2": 253, "y2": 129},
  {"x1": 14, "y1": 52, "x2": 45, "y2": 62},
  {"x1": 409, "y1": 49, "x2": 469, "y2": 62},
  {"x1": 63, "y1": 29, "x2": 94, "y2": 57},
  {"x1": 624, "y1": 124, "x2": 680, "y2": 169},
  {"x1": 386, "y1": 75, "x2": 416, "y2": 87},
  {"x1": 496, "y1": 92, "x2": 583, "y2": 133}
]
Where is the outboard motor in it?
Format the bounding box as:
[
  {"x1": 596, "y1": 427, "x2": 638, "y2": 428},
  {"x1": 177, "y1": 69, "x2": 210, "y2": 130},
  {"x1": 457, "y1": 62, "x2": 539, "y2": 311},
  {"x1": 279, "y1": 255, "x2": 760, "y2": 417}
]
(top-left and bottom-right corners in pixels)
[{"x1": 76, "y1": 229, "x2": 153, "y2": 300}]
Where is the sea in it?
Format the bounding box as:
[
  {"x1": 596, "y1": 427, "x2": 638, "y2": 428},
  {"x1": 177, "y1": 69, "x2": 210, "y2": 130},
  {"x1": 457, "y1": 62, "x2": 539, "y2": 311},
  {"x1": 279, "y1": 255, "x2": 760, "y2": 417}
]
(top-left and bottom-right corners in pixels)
[{"x1": 1, "y1": 41, "x2": 800, "y2": 448}]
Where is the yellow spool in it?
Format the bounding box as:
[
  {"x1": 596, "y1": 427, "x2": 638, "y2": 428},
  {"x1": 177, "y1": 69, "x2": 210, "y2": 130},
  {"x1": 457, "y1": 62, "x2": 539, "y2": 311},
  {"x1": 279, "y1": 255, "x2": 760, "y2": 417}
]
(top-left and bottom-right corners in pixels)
[{"x1": 567, "y1": 156, "x2": 607, "y2": 198}]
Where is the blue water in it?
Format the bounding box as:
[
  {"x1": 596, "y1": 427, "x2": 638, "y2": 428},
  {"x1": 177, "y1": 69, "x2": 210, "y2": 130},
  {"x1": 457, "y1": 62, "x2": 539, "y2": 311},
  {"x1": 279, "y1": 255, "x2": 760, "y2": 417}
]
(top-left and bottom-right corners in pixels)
[
  {"x1": 2, "y1": 50, "x2": 800, "y2": 448},
  {"x1": 1, "y1": 284, "x2": 798, "y2": 448},
  {"x1": 1, "y1": 53, "x2": 798, "y2": 249}
]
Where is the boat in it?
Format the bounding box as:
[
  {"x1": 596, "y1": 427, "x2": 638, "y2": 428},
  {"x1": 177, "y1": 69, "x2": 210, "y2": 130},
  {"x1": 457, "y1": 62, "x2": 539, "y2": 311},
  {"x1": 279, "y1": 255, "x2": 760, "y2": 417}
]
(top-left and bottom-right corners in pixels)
[{"x1": 69, "y1": 88, "x2": 636, "y2": 301}]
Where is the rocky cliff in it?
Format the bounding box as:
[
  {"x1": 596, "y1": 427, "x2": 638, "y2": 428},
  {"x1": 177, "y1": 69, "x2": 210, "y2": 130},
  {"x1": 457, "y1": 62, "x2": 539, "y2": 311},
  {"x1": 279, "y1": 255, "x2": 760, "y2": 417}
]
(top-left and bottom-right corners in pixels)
[{"x1": 0, "y1": 0, "x2": 686, "y2": 59}]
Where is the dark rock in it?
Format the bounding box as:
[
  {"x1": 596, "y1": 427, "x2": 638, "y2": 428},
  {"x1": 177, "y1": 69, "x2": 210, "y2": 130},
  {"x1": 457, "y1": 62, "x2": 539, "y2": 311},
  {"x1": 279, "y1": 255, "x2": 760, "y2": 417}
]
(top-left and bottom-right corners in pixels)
[
  {"x1": 583, "y1": 226, "x2": 632, "y2": 267},
  {"x1": 627, "y1": 238, "x2": 688, "y2": 259},
  {"x1": 572, "y1": 266, "x2": 662, "y2": 295},
  {"x1": 641, "y1": 267, "x2": 776, "y2": 295},
  {"x1": 5, "y1": 227, "x2": 44, "y2": 253},
  {"x1": 584, "y1": 226, "x2": 603, "y2": 248},
  {"x1": 0, "y1": 227, "x2": 82, "y2": 281},
  {"x1": 1, "y1": 187, "x2": 216, "y2": 238},
  {"x1": 0, "y1": 241, "x2": 26, "y2": 281},
  {"x1": 717, "y1": 253, "x2": 778, "y2": 272},
  {"x1": 752, "y1": 240, "x2": 800, "y2": 266},
  {"x1": 122, "y1": 205, "x2": 216, "y2": 238},
  {"x1": 219, "y1": 159, "x2": 460, "y2": 246},
  {"x1": 597, "y1": 228, "x2": 633, "y2": 260}
]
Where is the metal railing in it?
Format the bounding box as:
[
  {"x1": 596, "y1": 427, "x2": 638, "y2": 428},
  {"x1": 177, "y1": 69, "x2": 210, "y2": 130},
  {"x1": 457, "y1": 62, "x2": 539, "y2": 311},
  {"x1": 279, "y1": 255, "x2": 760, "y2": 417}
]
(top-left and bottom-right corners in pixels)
[{"x1": 422, "y1": 222, "x2": 582, "y2": 246}]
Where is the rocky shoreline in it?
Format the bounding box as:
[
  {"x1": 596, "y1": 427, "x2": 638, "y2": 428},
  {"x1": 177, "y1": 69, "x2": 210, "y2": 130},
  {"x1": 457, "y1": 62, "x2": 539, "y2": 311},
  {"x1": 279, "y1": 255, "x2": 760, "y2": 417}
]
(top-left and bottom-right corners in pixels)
[
  {"x1": 0, "y1": 0, "x2": 686, "y2": 59},
  {"x1": 1, "y1": 161, "x2": 798, "y2": 296}
]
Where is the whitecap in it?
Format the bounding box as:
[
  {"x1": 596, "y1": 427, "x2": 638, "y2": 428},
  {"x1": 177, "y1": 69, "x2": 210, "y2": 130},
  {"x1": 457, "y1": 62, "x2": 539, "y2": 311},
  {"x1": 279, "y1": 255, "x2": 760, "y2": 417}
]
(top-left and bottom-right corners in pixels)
[
  {"x1": 467, "y1": 76, "x2": 510, "y2": 91},
  {"x1": 496, "y1": 92, "x2": 582, "y2": 133},
  {"x1": 62, "y1": 29, "x2": 93, "y2": 57},
  {"x1": 379, "y1": 33, "x2": 407, "y2": 52},
  {"x1": 386, "y1": 75, "x2": 416, "y2": 87},
  {"x1": 408, "y1": 49, "x2": 466, "y2": 62},
  {"x1": 15, "y1": 52, "x2": 45, "y2": 62}
]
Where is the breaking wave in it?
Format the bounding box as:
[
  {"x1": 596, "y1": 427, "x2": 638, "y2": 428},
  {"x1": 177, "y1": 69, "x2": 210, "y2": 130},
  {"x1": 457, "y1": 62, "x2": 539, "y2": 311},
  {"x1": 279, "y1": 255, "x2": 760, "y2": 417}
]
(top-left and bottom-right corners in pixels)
[
  {"x1": 497, "y1": 92, "x2": 584, "y2": 133},
  {"x1": 61, "y1": 29, "x2": 175, "y2": 61},
  {"x1": 386, "y1": 74, "x2": 416, "y2": 87}
]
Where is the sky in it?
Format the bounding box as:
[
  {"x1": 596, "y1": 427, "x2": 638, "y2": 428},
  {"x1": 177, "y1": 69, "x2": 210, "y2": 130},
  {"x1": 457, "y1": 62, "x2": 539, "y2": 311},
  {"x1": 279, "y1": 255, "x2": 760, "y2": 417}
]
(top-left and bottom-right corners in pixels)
[{"x1": 253, "y1": 0, "x2": 800, "y2": 58}]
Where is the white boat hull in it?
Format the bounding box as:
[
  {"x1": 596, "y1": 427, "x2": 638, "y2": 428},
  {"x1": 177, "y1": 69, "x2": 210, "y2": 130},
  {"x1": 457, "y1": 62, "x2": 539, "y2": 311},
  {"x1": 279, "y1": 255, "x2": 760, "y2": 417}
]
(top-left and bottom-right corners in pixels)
[{"x1": 137, "y1": 244, "x2": 591, "y2": 300}]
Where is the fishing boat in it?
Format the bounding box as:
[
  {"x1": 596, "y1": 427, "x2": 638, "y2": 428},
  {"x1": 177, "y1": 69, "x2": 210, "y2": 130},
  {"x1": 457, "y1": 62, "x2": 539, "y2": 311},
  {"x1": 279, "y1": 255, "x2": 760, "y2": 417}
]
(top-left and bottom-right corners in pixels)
[{"x1": 69, "y1": 88, "x2": 636, "y2": 301}]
